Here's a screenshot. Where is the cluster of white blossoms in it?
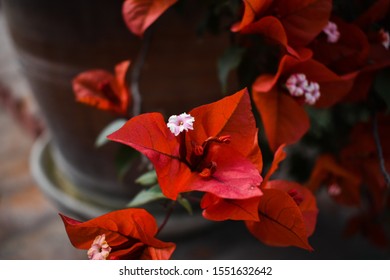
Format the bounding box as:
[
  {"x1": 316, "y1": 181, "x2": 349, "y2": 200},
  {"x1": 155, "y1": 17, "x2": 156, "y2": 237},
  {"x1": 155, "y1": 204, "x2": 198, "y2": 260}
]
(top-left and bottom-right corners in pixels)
[
  {"x1": 323, "y1": 21, "x2": 340, "y2": 43},
  {"x1": 285, "y1": 73, "x2": 321, "y2": 105},
  {"x1": 167, "y1": 112, "x2": 195, "y2": 136}
]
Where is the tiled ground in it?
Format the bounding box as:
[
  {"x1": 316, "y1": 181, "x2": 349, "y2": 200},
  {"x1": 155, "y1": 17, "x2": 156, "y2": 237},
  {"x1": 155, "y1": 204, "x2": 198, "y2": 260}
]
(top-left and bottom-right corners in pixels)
[{"x1": 0, "y1": 108, "x2": 85, "y2": 259}]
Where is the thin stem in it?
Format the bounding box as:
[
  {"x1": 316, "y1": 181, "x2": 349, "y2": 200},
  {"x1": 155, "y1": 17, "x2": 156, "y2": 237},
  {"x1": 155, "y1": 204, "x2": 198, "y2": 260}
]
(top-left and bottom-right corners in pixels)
[
  {"x1": 157, "y1": 201, "x2": 175, "y2": 235},
  {"x1": 372, "y1": 114, "x2": 390, "y2": 188},
  {"x1": 130, "y1": 29, "x2": 153, "y2": 116}
]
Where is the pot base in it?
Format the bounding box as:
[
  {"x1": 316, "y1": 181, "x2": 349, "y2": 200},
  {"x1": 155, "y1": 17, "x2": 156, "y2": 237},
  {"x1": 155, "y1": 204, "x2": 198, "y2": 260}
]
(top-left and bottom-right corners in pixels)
[{"x1": 30, "y1": 134, "x2": 213, "y2": 238}]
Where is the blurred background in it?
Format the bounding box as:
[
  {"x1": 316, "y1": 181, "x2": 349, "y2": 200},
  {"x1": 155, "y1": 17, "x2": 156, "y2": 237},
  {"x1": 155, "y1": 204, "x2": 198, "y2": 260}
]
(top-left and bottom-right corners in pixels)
[
  {"x1": 1, "y1": 0, "x2": 389, "y2": 260},
  {"x1": 0, "y1": 3, "x2": 85, "y2": 259}
]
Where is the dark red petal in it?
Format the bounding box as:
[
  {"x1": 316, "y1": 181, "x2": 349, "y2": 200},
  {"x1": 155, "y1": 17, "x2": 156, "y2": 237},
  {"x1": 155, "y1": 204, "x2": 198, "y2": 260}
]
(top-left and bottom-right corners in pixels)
[
  {"x1": 201, "y1": 193, "x2": 260, "y2": 221},
  {"x1": 188, "y1": 88, "x2": 263, "y2": 171},
  {"x1": 277, "y1": 0, "x2": 332, "y2": 47},
  {"x1": 122, "y1": 0, "x2": 178, "y2": 37},
  {"x1": 252, "y1": 87, "x2": 310, "y2": 152},
  {"x1": 262, "y1": 144, "x2": 287, "y2": 186},
  {"x1": 246, "y1": 188, "x2": 314, "y2": 251},
  {"x1": 266, "y1": 180, "x2": 318, "y2": 237},
  {"x1": 60, "y1": 208, "x2": 160, "y2": 249}
]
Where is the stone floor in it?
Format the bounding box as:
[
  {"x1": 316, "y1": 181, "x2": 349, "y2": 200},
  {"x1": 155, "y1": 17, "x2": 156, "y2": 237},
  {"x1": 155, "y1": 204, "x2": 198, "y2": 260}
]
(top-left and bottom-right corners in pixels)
[{"x1": 0, "y1": 108, "x2": 85, "y2": 259}]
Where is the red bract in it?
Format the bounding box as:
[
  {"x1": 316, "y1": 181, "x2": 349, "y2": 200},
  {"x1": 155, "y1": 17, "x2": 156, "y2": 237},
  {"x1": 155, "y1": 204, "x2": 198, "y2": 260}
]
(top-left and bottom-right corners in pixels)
[
  {"x1": 340, "y1": 116, "x2": 390, "y2": 212},
  {"x1": 233, "y1": 0, "x2": 332, "y2": 48},
  {"x1": 311, "y1": 14, "x2": 390, "y2": 102},
  {"x1": 307, "y1": 116, "x2": 390, "y2": 211},
  {"x1": 246, "y1": 145, "x2": 318, "y2": 250},
  {"x1": 246, "y1": 180, "x2": 317, "y2": 251},
  {"x1": 72, "y1": 60, "x2": 131, "y2": 116},
  {"x1": 310, "y1": 17, "x2": 370, "y2": 75},
  {"x1": 108, "y1": 89, "x2": 263, "y2": 201},
  {"x1": 353, "y1": 0, "x2": 390, "y2": 29},
  {"x1": 306, "y1": 154, "x2": 362, "y2": 206},
  {"x1": 122, "y1": 0, "x2": 178, "y2": 37},
  {"x1": 202, "y1": 144, "x2": 318, "y2": 251},
  {"x1": 344, "y1": 210, "x2": 389, "y2": 248},
  {"x1": 252, "y1": 50, "x2": 355, "y2": 151},
  {"x1": 201, "y1": 194, "x2": 260, "y2": 221},
  {"x1": 60, "y1": 208, "x2": 176, "y2": 260},
  {"x1": 201, "y1": 144, "x2": 285, "y2": 222}
]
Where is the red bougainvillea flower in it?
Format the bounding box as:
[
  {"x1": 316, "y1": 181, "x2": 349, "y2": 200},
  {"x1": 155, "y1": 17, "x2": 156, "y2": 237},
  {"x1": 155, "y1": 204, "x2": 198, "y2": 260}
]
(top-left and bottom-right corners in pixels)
[
  {"x1": 307, "y1": 115, "x2": 390, "y2": 211},
  {"x1": 311, "y1": 13, "x2": 390, "y2": 102},
  {"x1": 72, "y1": 60, "x2": 131, "y2": 116},
  {"x1": 202, "y1": 144, "x2": 318, "y2": 251},
  {"x1": 200, "y1": 143, "x2": 287, "y2": 222},
  {"x1": 233, "y1": 0, "x2": 332, "y2": 49},
  {"x1": 200, "y1": 194, "x2": 261, "y2": 222},
  {"x1": 122, "y1": 0, "x2": 178, "y2": 37},
  {"x1": 310, "y1": 17, "x2": 371, "y2": 75},
  {"x1": 306, "y1": 154, "x2": 362, "y2": 206},
  {"x1": 340, "y1": 116, "x2": 390, "y2": 212},
  {"x1": 344, "y1": 210, "x2": 389, "y2": 248},
  {"x1": 245, "y1": 144, "x2": 318, "y2": 250},
  {"x1": 246, "y1": 179, "x2": 318, "y2": 251},
  {"x1": 60, "y1": 208, "x2": 176, "y2": 260},
  {"x1": 252, "y1": 49, "x2": 355, "y2": 151},
  {"x1": 108, "y1": 89, "x2": 263, "y2": 201}
]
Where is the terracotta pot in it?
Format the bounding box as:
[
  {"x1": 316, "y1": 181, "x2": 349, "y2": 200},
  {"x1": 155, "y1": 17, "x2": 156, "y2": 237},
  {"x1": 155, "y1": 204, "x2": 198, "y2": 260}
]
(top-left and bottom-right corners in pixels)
[{"x1": 2, "y1": 0, "x2": 231, "y2": 218}]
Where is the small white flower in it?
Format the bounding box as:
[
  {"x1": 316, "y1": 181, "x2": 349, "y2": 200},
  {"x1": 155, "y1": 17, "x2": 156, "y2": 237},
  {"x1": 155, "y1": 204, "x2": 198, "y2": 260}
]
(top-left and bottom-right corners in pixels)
[
  {"x1": 379, "y1": 29, "x2": 389, "y2": 50},
  {"x1": 323, "y1": 21, "x2": 340, "y2": 43},
  {"x1": 328, "y1": 183, "x2": 342, "y2": 196},
  {"x1": 87, "y1": 234, "x2": 111, "y2": 260},
  {"x1": 286, "y1": 73, "x2": 308, "y2": 97},
  {"x1": 304, "y1": 82, "x2": 321, "y2": 105},
  {"x1": 167, "y1": 112, "x2": 195, "y2": 136},
  {"x1": 286, "y1": 74, "x2": 321, "y2": 105}
]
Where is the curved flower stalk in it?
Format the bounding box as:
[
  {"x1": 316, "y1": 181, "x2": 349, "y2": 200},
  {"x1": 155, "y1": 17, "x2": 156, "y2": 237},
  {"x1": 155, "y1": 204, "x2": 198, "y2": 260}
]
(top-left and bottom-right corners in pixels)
[
  {"x1": 60, "y1": 208, "x2": 176, "y2": 260},
  {"x1": 108, "y1": 89, "x2": 263, "y2": 201},
  {"x1": 72, "y1": 60, "x2": 132, "y2": 116}
]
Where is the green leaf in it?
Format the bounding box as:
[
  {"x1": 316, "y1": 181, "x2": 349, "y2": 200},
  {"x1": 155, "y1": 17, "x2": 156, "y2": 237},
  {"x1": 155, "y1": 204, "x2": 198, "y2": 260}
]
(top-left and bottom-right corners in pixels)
[
  {"x1": 127, "y1": 185, "x2": 166, "y2": 207},
  {"x1": 135, "y1": 170, "x2": 157, "y2": 186},
  {"x1": 217, "y1": 46, "x2": 245, "y2": 93},
  {"x1": 305, "y1": 107, "x2": 332, "y2": 137},
  {"x1": 95, "y1": 118, "x2": 127, "y2": 147},
  {"x1": 115, "y1": 146, "x2": 140, "y2": 181},
  {"x1": 177, "y1": 196, "x2": 193, "y2": 215},
  {"x1": 374, "y1": 68, "x2": 390, "y2": 113}
]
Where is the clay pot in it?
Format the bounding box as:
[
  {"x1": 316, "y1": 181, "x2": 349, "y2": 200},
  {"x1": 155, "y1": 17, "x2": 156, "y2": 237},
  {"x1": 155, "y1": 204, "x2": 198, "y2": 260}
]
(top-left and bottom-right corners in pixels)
[{"x1": 2, "y1": 0, "x2": 230, "y2": 219}]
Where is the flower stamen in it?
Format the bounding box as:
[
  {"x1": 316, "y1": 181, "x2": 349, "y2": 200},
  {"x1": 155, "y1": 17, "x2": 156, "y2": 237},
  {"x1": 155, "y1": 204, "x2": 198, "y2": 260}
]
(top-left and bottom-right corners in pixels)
[
  {"x1": 199, "y1": 161, "x2": 217, "y2": 178},
  {"x1": 288, "y1": 189, "x2": 303, "y2": 205}
]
